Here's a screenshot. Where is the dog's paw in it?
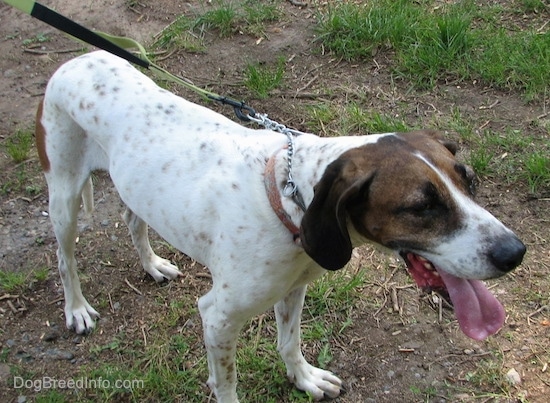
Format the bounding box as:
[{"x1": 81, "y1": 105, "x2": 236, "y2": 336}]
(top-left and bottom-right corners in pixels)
[
  {"x1": 289, "y1": 364, "x2": 343, "y2": 400},
  {"x1": 145, "y1": 255, "x2": 182, "y2": 282},
  {"x1": 65, "y1": 303, "x2": 100, "y2": 334}
]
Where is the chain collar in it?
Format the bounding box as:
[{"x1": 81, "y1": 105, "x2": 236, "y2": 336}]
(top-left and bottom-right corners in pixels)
[{"x1": 249, "y1": 113, "x2": 307, "y2": 212}]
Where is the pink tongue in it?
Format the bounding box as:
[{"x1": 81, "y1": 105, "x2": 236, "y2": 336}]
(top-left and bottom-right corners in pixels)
[{"x1": 437, "y1": 269, "x2": 505, "y2": 340}]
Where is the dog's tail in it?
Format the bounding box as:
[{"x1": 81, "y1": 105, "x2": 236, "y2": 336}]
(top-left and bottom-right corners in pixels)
[{"x1": 81, "y1": 177, "x2": 94, "y2": 215}]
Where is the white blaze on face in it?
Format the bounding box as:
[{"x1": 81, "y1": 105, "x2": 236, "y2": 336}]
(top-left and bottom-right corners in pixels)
[
  {"x1": 412, "y1": 152, "x2": 514, "y2": 279},
  {"x1": 409, "y1": 152, "x2": 518, "y2": 340}
]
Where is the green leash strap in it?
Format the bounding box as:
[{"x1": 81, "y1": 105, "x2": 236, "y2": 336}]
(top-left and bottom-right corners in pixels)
[{"x1": 3, "y1": 0, "x2": 256, "y2": 120}]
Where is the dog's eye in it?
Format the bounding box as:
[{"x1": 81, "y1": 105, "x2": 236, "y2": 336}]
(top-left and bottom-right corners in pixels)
[
  {"x1": 407, "y1": 200, "x2": 441, "y2": 215},
  {"x1": 398, "y1": 183, "x2": 447, "y2": 218}
]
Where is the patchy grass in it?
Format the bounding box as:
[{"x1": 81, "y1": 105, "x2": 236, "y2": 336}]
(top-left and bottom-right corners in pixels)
[
  {"x1": 152, "y1": 14, "x2": 204, "y2": 53},
  {"x1": 194, "y1": 0, "x2": 282, "y2": 39},
  {"x1": 0, "y1": 267, "x2": 50, "y2": 293},
  {"x1": 4, "y1": 128, "x2": 33, "y2": 163},
  {"x1": 243, "y1": 57, "x2": 286, "y2": 99},
  {"x1": 304, "y1": 102, "x2": 410, "y2": 136},
  {"x1": 315, "y1": 0, "x2": 550, "y2": 99}
]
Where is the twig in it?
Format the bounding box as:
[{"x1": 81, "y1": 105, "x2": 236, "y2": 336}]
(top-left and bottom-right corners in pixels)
[
  {"x1": 527, "y1": 304, "x2": 548, "y2": 325},
  {"x1": 479, "y1": 99, "x2": 499, "y2": 110},
  {"x1": 108, "y1": 292, "x2": 115, "y2": 313},
  {"x1": 7, "y1": 300, "x2": 18, "y2": 314},
  {"x1": 296, "y1": 74, "x2": 318, "y2": 93},
  {"x1": 537, "y1": 19, "x2": 549, "y2": 33},
  {"x1": 535, "y1": 373, "x2": 550, "y2": 387},
  {"x1": 391, "y1": 287, "x2": 399, "y2": 312},
  {"x1": 141, "y1": 325, "x2": 148, "y2": 347},
  {"x1": 0, "y1": 294, "x2": 20, "y2": 301},
  {"x1": 23, "y1": 47, "x2": 86, "y2": 55},
  {"x1": 124, "y1": 278, "x2": 143, "y2": 296},
  {"x1": 48, "y1": 296, "x2": 64, "y2": 305},
  {"x1": 427, "y1": 351, "x2": 492, "y2": 367},
  {"x1": 287, "y1": 0, "x2": 307, "y2": 7}
]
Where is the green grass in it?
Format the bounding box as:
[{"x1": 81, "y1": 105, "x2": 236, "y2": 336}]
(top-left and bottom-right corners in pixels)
[
  {"x1": 305, "y1": 102, "x2": 410, "y2": 136},
  {"x1": 463, "y1": 358, "x2": 513, "y2": 397},
  {"x1": 517, "y1": 0, "x2": 548, "y2": 13},
  {"x1": 343, "y1": 103, "x2": 410, "y2": 134},
  {"x1": 194, "y1": 0, "x2": 282, "y2": 38},
  {"x1": 471, "y1": 27, "x2": 550, "y2": 101},
  {"x1": 315, "y1": 0, "x2": 423, "y2": 59},
  {"x1": 196, "y1": 0, "x2": 238, "y2": 38},
  {"x1": 0, "y1": 267, "x2": 49, "y2": 293},
  {"x1": 4, "y1": 128, "x2": 33, "y2": 163},
  {"x1": 524, "y1": 151, "x2": 550, "y2": 193},
  {"x1": 152, "y1": 14, "x2": 204, "y2": 52},
  {"x1": 153, "y1": 1, "x2": 282, "y2": 52},
  {"x1": 0, "y1": 271, "x2": 27, "y2": 292},
  {"x1": 243, "y1": 57, "x2": 286, "y2": 99},
  {"x1": 315, "y1": 0, "x2": 550, "y2": 99},
  {"x1": 22, "y1": 33, "x2": 50, "y2": 47}
]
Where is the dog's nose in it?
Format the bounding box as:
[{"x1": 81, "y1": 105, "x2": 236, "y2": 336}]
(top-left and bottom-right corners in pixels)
[{"x1": 489, "y1": 235, "x2": 526, "y2": 273}]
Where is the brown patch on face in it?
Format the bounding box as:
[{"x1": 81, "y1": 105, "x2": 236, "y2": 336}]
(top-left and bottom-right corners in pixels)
[
  {"x1": 300, "y1": 130, "x2": 475, "y2": 270},
  {"x1": 35, "y1": 100, "x2": 50, "y2": 172}
]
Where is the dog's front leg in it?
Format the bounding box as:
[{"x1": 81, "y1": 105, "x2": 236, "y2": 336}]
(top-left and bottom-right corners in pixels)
[
  {"x1": 275, "y1": 286, "x2": 343, "y2": 400},
  {"x1": 198, "y1": 290, "x2": 243, "y2": 403}
]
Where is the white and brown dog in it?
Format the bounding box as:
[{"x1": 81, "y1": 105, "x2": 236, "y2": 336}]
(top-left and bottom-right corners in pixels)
[{"x1": 36, "y1": 51, "x2": 525, "y2": 402}]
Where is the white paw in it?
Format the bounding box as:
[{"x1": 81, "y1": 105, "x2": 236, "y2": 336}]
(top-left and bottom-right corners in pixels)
[
  {"x1": 290, "y1": 364, "x2": 343, "y2": 401},
  {"x1": 145, "y1": 255, "x2": 182, "y2": 282},
  {"x1": 65, "y1": 302, "x2": 100, "y2": 334}
]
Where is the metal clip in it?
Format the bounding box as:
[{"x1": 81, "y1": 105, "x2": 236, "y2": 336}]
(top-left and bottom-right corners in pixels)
[{"x1": 283, "y1": 181, "x2": 298, "y2": 198}]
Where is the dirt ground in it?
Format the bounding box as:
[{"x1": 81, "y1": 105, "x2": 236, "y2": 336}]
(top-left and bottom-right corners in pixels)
[{"x1": 0, "y1": 1, "x2": 549, "y2": 402}]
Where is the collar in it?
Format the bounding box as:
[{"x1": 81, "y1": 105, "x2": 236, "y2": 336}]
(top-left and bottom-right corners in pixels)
[{"x1": 264, "y1": 149, "x2": 302, "y2": 245}]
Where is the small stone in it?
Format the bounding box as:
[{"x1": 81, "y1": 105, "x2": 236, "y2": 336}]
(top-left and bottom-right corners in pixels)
[
  {"x1": 45, "y1": 348, "x2": 74, "y2": 361},
  {"x1": 15, "y1": 350, "x2": 34, "y2": 363},
  {"x1": 43, "y1": 331, "x2": 59, "y2": 342},
  {"x1": 506, "y1": 368, "x2": 521, "y2": 385}
]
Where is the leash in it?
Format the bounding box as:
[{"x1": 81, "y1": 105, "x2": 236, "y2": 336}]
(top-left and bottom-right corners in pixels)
[{"x1": 3, "y1": 0, "x2": 258, "y2": 121}]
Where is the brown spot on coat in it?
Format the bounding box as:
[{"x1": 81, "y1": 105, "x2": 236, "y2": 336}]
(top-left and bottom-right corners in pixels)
[{"x1": 35, "y1": 100, "x2": 50, "y2": 172}]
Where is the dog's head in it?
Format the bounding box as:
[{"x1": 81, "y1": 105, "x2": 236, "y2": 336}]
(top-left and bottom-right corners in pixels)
[{"x1": 300, "y1": 130, "x2": 525, "y2": 340}]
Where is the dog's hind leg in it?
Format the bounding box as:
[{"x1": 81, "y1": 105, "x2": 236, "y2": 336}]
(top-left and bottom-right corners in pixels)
[
  {"x1": 47, "y1": 173, "x2": 100, "y2": 334},
  {"x1": 275, "y1": 286, "x2": 343, "y2": 400},
  {"x1": 122, "y1": 208, "x2": 182, "y2": 282}
]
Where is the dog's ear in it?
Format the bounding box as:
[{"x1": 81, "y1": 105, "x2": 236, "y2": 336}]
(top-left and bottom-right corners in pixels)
[
  {"x1": 300, "y1": 159, "x2": 374, "y2": 271},
  {"x1": 421, "y1": 129, "x2": 458, "y2": 155},
  {"x1": 440, "y1": 138, "x2": 458, "y2": 155}
]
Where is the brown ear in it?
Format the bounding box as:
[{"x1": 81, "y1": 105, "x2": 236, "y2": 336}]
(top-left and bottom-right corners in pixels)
[
  {"x1": 440, "y1": 139, "x2": 458, "y2": 155},
  {"x1": 421, "y1": 129, "x2": 458, "y2": 155},
  {"x1": 300, "y1": 159, "x2": 374, "y2": 270}
]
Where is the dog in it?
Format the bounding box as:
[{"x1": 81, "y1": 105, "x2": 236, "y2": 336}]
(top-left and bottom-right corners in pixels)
[{"x1": 36, "y1": 51, "x2": 525, "y2": 402}]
